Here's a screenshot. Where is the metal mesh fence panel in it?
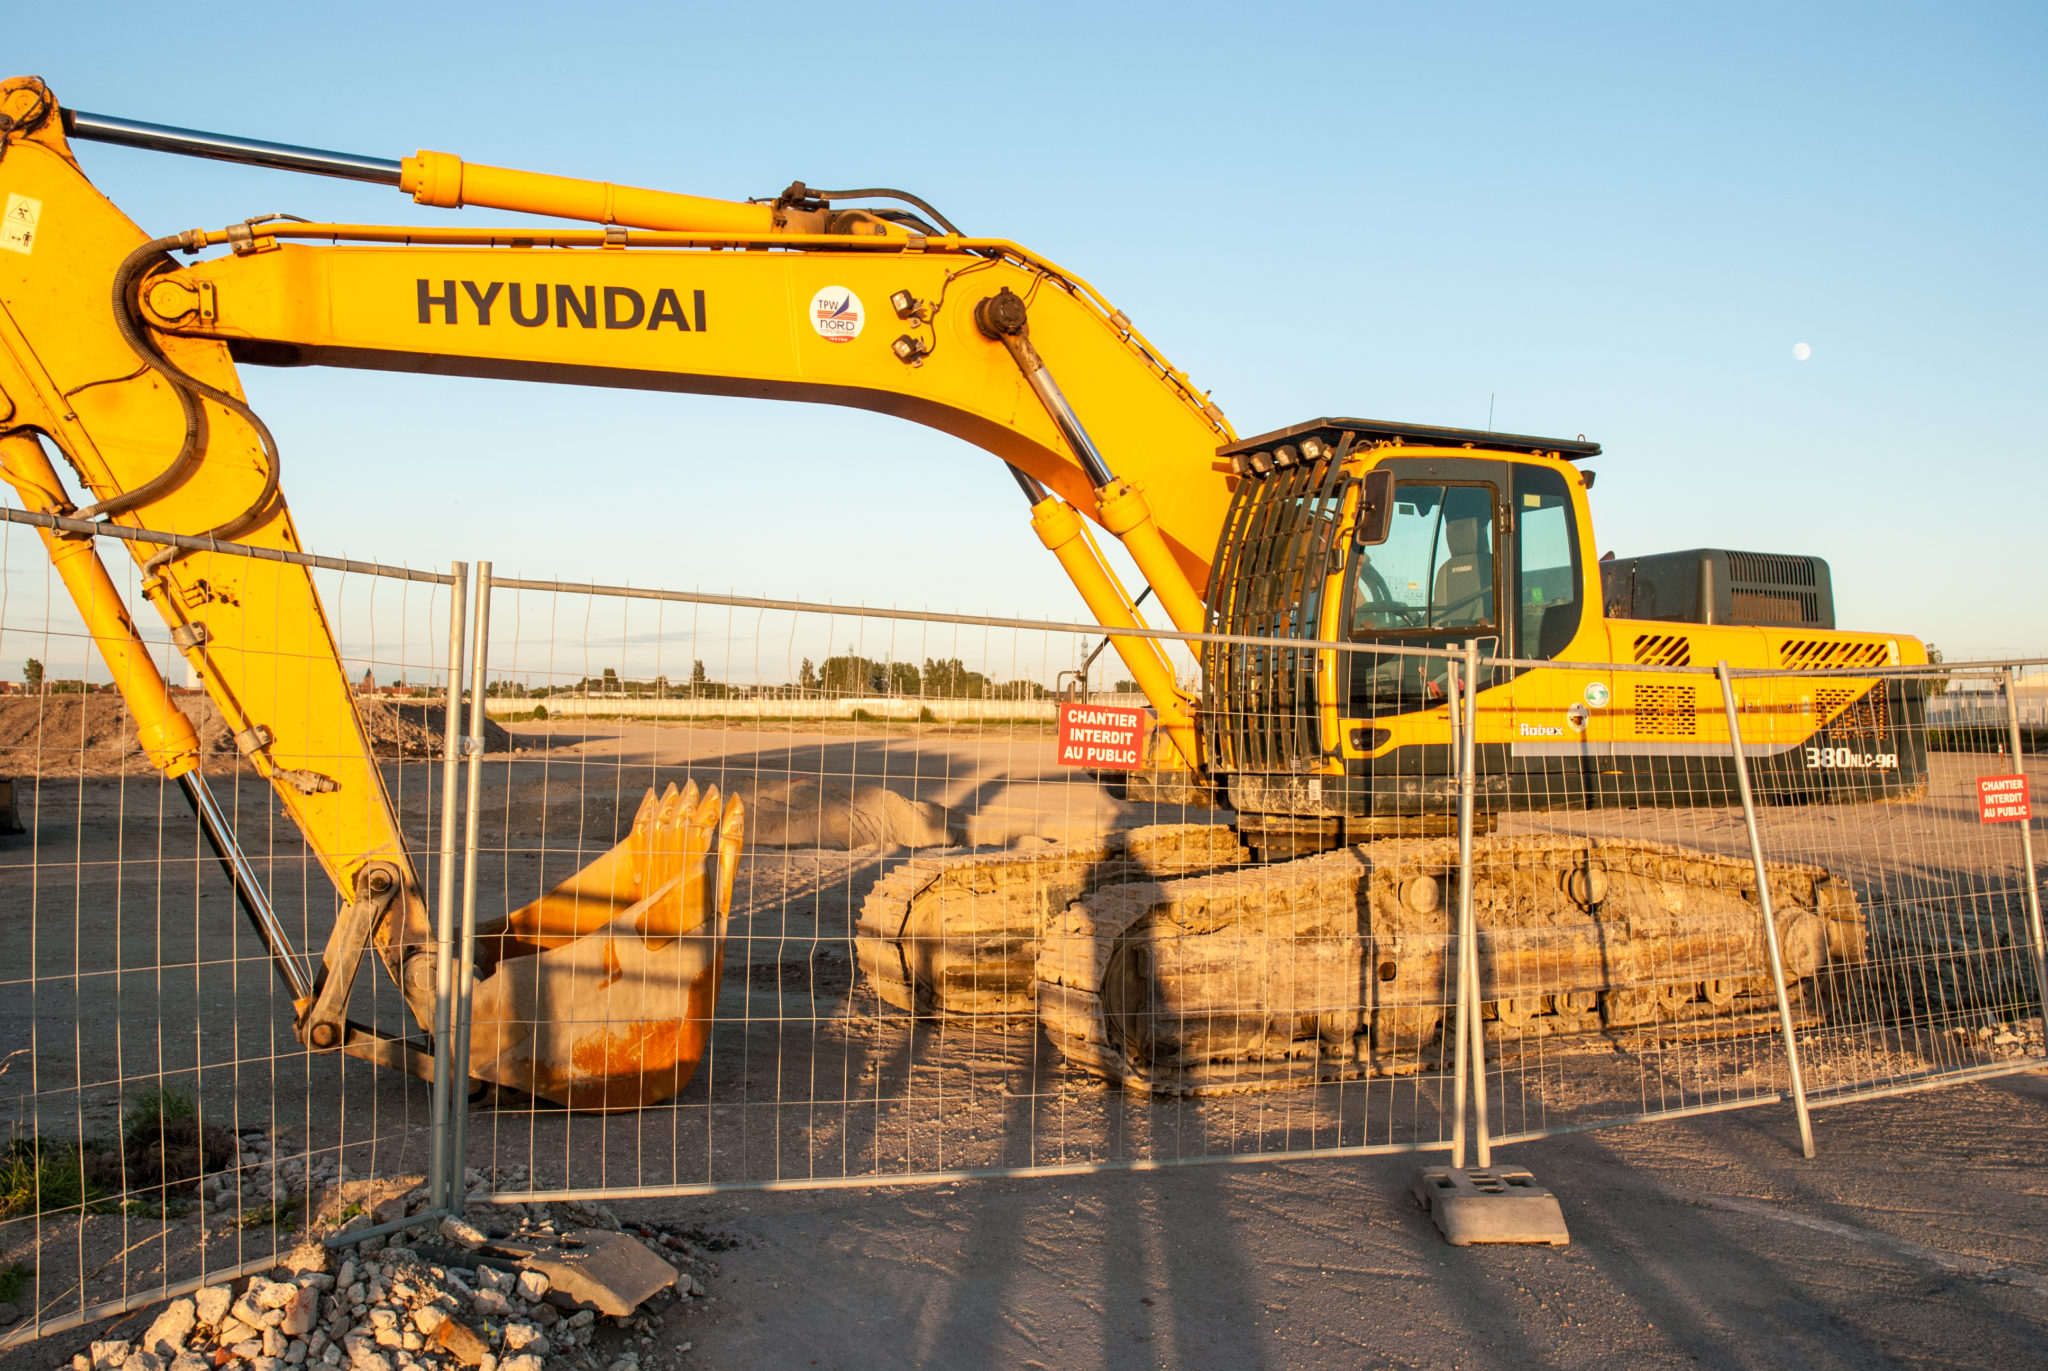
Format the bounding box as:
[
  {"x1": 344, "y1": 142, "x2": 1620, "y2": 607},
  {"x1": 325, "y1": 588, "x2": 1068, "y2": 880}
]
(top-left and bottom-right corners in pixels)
[
  {"x1": 1460, "y1": 650, "x2": 2047, "y2": 1150},
  {"x1": 457, "y1": 586, "x2": 1474, "y2": 1210},
  {"x1": 1463, "y1": 654, "x2": 1813, "y2": 1146},
  {"x1": 1735, "y1": 661, "x2": 2048, "y2": 1108},
  {"x1": 0, "y1": 516, "x2": 466, "y2": 1347},
  {"x1": 431, "y1": 581, "x2": 2048, "y2": 1213}
]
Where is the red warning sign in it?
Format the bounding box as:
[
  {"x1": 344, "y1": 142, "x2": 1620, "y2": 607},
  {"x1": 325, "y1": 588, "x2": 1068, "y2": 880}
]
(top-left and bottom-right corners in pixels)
[
  {"x1": 1057, "y1": 702, "x2": 1149, "y2": 771},
  {"x1": 1976, "y1": 774, "x2": 2031, "y2": 823}
]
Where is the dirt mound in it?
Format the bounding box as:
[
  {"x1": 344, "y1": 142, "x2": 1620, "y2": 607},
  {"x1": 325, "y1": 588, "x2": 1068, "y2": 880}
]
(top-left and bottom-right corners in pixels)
[
  {"x1": 358, "y1": 700, "x2": 513, "y2": 759},
  {"x1": 0, "y1": 694, "x2": 237, "y2": 775},
  {"x1": 0, "y1": 694, "x2": 508, "y2": 776},
  {"x1": 747, "y1": 776, "x2": 960, "y2": 850}
]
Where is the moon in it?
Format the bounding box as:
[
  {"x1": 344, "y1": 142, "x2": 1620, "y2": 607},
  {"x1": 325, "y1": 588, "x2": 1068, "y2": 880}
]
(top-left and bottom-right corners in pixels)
[{"x1": 1792, "y1": 342, "x2": 1812, "y2": 361}]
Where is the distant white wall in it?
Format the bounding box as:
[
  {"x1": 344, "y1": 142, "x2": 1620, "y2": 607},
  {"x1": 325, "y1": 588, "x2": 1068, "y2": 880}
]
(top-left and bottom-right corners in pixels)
[{"x1": 493, "y1": 692, "x2": 1152, "y2": 722}]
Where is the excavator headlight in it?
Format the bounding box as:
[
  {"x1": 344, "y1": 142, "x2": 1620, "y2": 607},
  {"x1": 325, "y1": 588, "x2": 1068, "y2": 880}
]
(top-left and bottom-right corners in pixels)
[
  {"x1": 1300, "y1": 436, "x2": 1326, "y2": 461},
  {"x1": 890, "y1": 289, "x2": 921, "y2": 320},
  {"x1": 1272, "y1": 444, "x2": 1299, "y2": 469},
  {"x1": 890, "y1": 334, "x2": 929, "y2": 366},
  {"x1": 1247, "y1": 451, "x2": 1275, "y2": 476}
]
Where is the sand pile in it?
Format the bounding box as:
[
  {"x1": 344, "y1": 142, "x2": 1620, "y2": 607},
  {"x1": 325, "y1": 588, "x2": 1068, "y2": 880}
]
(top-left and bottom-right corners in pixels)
[
  {"x1": 746, "y1": 776, "x2": 960, "y2": 849},
  {"x1": 0, "y1": 695, "x2": 507, "y2": 776}
]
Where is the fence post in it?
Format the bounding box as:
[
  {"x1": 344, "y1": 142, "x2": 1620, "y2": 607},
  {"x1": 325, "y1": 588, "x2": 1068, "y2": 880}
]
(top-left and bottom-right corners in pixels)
[
  {"x1": 2001, "y1": 668, "x2": 2048, "y2": 1036},
  {"x1": 447, "y1": 562, "x2": 493, "y2": 1208},
  {"x1": 428, "y1": 562, "x2": 468, "y2": 1215},
  {"x1": 1461, "y1": 638, "x2": 1490, "y2": 1168},
  {"x1": 1448, "y1": 652, "x2": 1468, "y2": 1169},
  {"x1": 1716, "y1": 660, "x2": 1816, "y2": 1158},
  {"x1": 1449, "y1": 641, "x2": 1487, "y2": 1169}
]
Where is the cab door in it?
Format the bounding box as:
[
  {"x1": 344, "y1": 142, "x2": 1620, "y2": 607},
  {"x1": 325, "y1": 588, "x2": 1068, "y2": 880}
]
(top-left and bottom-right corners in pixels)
[
  {"x1": 1504, "y1": 461, "x2": 1607, "y2": 806},
  {"x1": 1340, "y1": 454, "x2": 1510, "y2": 716}
]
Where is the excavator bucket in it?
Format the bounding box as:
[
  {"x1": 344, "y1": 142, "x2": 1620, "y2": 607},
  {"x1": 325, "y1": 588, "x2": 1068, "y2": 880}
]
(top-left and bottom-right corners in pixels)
[{"x1": 467, "y1": 781, "x2": 744, "y2": 1111}]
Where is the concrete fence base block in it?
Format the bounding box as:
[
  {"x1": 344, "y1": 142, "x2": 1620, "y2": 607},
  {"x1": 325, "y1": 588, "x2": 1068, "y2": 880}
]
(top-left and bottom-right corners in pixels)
[{"x1": 1412, "y1": 1166, "x2": 1571, "y2": 1246}]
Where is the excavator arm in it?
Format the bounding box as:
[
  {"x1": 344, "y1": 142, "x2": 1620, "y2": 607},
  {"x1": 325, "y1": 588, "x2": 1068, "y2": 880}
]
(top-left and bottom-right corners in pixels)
[{"x1": 0, "y1": 84, "x2": 450, "y2": 1048}]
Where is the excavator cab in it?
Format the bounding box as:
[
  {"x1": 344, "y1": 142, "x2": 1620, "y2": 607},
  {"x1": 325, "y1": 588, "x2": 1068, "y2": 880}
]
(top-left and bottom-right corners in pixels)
[{"x1": 1201, "y1": 418, "x2": 1927, "y2": 856}]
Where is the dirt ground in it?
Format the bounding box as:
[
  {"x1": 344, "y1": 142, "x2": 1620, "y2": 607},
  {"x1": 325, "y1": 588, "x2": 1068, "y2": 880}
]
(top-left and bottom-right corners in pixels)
[
  {"x1": 626, "y1": 1071, "x2": 2048, "y2": 1370},
  {"x1": 2, "y1": 718, "x2": 2045, "y2": 1367}
]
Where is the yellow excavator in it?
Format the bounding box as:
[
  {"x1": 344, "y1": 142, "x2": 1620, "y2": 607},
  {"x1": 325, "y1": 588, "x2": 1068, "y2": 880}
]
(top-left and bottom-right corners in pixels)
[{"x1": 0, "y1": 76, "x2": 1922, "y2": 1101}]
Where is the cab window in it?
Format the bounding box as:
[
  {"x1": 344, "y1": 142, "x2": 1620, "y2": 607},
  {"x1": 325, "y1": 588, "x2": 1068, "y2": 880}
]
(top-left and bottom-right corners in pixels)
[
  {"x1": 1351, "y1": 483, "x2": 1497, "y2": 634},
  {"x1": 1515, "y1": 465, "x2": 1582, "y2": 658}
]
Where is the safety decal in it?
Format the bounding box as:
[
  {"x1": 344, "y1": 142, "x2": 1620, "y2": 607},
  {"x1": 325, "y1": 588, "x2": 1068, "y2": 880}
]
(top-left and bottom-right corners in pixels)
[
  {"x1": 1, "y1": 193, "x2": 42, "y2": 255},
  {"x1": 809, "y1": 286, "x2": 864, "y2": 342},
  {"x1": 1583, "y1": 681, "x2": 1610, "y2": 708}
]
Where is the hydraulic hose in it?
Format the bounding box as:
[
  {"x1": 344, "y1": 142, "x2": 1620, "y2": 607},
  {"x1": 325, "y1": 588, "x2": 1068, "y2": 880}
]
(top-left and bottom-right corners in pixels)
[
  {"x1": 805, "y1": 187, "x2": 963, "y2": 236},
  {"x1": 102, "y1": 233, "x2": 283, "y2": 567}
]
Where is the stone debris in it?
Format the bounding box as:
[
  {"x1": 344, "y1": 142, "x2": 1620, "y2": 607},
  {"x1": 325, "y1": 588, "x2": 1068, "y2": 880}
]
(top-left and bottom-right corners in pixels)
[
  {"x1": 69, "y1": 1174, "x2": 725, "y2": 1371},
  {"x1": 194, "y1": 1286, "x2": 233, "y2": 1327},
  {"x1": 140, "y1": 1299, "x2": 197, "y2": 1358},
  {"x1": 511, "y1": 1232, "x2": 673, "y2": 1318},
  {"x1": 438, "y1": 1218, "x2": 488, "y2": 1250}
]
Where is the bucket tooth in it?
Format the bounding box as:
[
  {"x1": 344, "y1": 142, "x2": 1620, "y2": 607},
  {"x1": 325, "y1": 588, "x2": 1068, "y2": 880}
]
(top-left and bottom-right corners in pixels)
[{"x1": 715, "y1": 795, "x2": 745, "y2": 918}]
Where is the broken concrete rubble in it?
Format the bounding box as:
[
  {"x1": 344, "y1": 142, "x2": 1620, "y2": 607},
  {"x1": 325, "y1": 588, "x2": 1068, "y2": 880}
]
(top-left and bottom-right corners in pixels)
[
  {"x1": 63, "y1": 1183, "x2": 721, "y2": 1371},
  {"x1": 192, "y1": 1286, "x2": 233, "y2": 1328},
  {"x1": 503, "y1": 1231, "x2": 674, "y2": 1318},
  {"x1": 140, "y1": 1299, "x2": 196, "y2": 1358}
]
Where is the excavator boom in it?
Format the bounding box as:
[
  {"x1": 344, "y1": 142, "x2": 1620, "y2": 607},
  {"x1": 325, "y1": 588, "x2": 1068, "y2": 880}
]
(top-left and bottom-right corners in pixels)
[{"x1": 0, "y1": 76, "x2": 1245, "y2": 1105}]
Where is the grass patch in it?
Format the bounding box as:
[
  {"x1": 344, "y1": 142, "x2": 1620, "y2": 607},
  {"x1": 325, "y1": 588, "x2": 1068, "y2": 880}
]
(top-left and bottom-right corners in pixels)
[
  {"x1": 120, "y1": 1090, "x2": 234, "y2": 1196},
  {"x1": 122, "y1": 1086, "x2": 195, "y2": 1142},
  {"x1": 239, "y1": 1197, "x2": 299, "y2": 1233},
  {"x1": 0, "y1": 1139, "x2": 114, "y2": 1219},
  {"x1": 0, "y1": 1260, "x2": 28, "y2": 1303}
]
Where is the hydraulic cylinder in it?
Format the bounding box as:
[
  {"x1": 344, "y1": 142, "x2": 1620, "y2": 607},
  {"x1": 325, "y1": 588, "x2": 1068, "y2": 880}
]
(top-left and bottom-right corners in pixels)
[{"x1": 1029, "y1": 495, "x2": 1198, "y2": 771}]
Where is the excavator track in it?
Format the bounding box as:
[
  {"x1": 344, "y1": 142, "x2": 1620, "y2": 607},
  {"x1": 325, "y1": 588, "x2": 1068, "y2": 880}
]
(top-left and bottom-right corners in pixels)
[
  {"x1": 853, "y1": 824, "x2": 1248, "y2": 1018},
  {"x1": 1034, "y1": 833, "x2": 1863, "y2": 1096}
]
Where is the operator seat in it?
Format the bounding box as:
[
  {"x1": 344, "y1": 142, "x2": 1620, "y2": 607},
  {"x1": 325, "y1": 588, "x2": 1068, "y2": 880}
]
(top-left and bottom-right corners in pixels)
[{"x1": 1432, "y1": 516, "x2": 1493, "y2": 623}]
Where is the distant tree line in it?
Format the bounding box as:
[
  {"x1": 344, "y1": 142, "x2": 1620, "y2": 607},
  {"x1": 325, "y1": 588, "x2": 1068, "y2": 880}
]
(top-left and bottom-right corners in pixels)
[{"x1": 485, "y1": 654, "x2": 1051, "y2": 701}]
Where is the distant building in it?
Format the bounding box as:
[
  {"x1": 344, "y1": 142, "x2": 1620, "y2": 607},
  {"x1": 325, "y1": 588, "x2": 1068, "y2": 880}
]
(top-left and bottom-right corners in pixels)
[{"x1": 357, "y1": 668, "x2": 376, "y2": 695}]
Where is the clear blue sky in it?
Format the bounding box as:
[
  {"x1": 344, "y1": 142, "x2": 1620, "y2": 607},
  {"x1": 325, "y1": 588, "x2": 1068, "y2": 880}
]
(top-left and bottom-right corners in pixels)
[{"x1": 9, "y1": 2, "x2": 2046, "y2": 664}]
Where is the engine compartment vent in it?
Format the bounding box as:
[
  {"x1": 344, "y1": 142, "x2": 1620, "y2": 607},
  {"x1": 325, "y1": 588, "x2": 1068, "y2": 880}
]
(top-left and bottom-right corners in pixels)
[
  {"x1": 1780, "y1": 639, "x2": 1893, "y2": 670},
  {"x1": 1633, "y1": 633, "x2": 1692, "y2": 667},
  {"x1": 1813, "y1": 685, "x2": 1889, "y2": 733},
  {"x1": 1602, "y1": 549, "x2": 1834, "y2": 630},
  {"x1": 1634, "y1": 683, "x2": 1699, "y2": 737}
]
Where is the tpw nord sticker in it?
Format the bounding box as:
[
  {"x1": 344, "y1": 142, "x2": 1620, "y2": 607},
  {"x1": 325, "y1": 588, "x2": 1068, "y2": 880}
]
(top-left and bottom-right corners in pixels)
[{"x1": 809, "y1": 286, "x2": 864, "y2": 342}]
